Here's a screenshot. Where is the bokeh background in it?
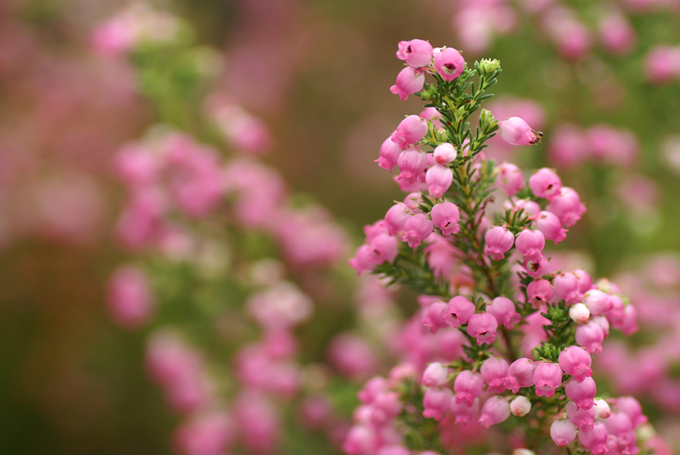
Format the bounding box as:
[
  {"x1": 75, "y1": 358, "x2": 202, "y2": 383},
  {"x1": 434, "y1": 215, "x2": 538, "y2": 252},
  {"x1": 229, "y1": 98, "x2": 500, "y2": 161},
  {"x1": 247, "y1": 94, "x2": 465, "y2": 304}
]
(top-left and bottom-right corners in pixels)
[{"x1": 1, "y1": 0, "x2": 680, "y2": 454}]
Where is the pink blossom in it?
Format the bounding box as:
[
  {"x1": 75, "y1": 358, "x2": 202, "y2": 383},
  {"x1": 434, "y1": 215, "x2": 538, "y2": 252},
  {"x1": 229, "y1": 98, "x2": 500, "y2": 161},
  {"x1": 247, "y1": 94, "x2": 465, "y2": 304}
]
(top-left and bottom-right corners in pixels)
[
  {"x1": 499, "y1": 117, "x2": 542, "y2": 146},
  {"x1": 566, "y1": 401, "x2": 595, "y2": 431},
  {"x1": 328, "y1": 334, "x2": 378, "y2": 380},
  {"x1": 449, "y1": 396, "x2": 479, "y2": 424},
  {"x1": 514, "y1": 199, "x2": 542, "y2": 218},
  {"x1": 486, "y1": 296, "x2": 521, "y2": 330},
  {"x1": 550, "y1": 419, "x2": 577, "y2": 447},
  {"x1": 396, "y1": 39, "x2": 434, "y2": 68},
  {"x1": 573, "y1": 269, "x2": 593, "y2": 293},
  {"x1": 616, "y1": 396, "x2": 647, "y2": 427},
  {"x1": 446, "y1": 296, "x2": 476, "y2": 328},
  {"x1": 527, "y1": 279, "x2": 553, "y2": 308},
  {"x1": 504, "y1": 358, "x2": 535, "y2": 393},
  {"x1": 644, "y1": 46, "x2": 680, "y2": 84},
  {"x1": 376, "y1": 136, "x2": 403, "y2": 172},
  {"x1": 234, "y1": 392, "x2": 280, "y2": 454},
  {"x1": 496, "y1": 162, "x2": 524, "y2": 195},
  {"x1": 522, "y1": 255, "x2": 551, "y2": 279},
  {"x1": 535, "y1": 211, "x2": 567, "y2": 244},
  {"x1": 453, "y1": 370, "x2": 484, "y2": 406},
  {"x1": 422, "y1": 362, "x2": 449, "y2": 388},
  {"x1": 592, "y1": 316, "x2": 610, "y2": 338},
  {"x1": 577, "y1": 421, "x2": 609, "y2": 454},
  {"x1": 546, "y1": 187, "x2": 586, "y2": 227},
  {"x1": 466, "y1": 312, "x2": 498, "y2": 346},
  {"x1": 433, "y1": 143, "x2": 457, "y2": 165},
  {"x1": 484, "y1": 226, "x2": 514, "y2": 260},
  {"x1": 533, "y1": 362, "x2": 562, "y2": 397},
  {"x1": 510, "y1": 396, "x2": 531, "y2": 416},
  {"x1": 481, "y1": 357, "x2": 509, "y2": 393},
  {"x1": 173, "y1": 412, "x2": 234, "y2": 455},
  {"x1": 392, "y1": 116, "x2": 428, "y2": 149},
  {"x1": 402, "y1": 213, "x2": 433, "y2": 248},
  {"x1": 594, "y1": 399, "x2": 611, "y2": 419},
  {"x1": 565, "y1": 377, "x2": 597, "y2": 410},
  {"x1": 559, "y1": 346, "x2": 592, "y2": 382},
  {"x1": 397, "y1": 148, "x2": 428, "y2": 181},
  {"x1": 426, "y1": 164, "x2": 453, "y2": 198},
  {"x1": 529, "y1": 168, "x2": 562, "y2": 201},
  {"x1": 384, "y1": 203, "x2": 411, "y2": 235},
  {"x1": 431, "y1": 202, "x2": 460, "y2": 236},
  {"x1": 599, "y1": 12, "x2": 635, "y2": 55},
  {"x1": 246, "y1": 282, "x2": 313, "y2": 330},
  {"x1": 582, "y1": 290, "x2": 613, "y2": 316},
  {"x1": 515, "y1": 229, "x2": 545, "y2": 262},
  {"x1": 575, "y1": 321, "x2": 605, "y2": 354},
  {"x1": 423, "y1": 387, "x2": 453, "y2": 421},
  {"x1": 349, "y1": 244, "x2": 381, "y2": 275},
  {"x1": 422, "y1": 301, "x2": 450, "y2": 334},
  {"x1": 548, "y1": 124, "x2": 587, "y2": 169},
  {"x1": 390, "y1": 67, "x2": 425, "y2": 101},
  {"x1": 433, "y1": 47, "x2": 465, "y2": 81},
  {"x1": 478, "y1": 396, "x2": 510, "y2": 428},
  {"x1": 553, "y1": 272, "x2": 581, "y2": 304}
]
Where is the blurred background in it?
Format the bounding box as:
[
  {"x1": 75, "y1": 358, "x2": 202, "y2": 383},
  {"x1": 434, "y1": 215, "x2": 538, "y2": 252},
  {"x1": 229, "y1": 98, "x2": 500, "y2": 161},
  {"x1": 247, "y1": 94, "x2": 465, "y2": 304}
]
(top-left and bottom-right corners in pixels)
[{"x1": 1, "y1": 0, "x2": 680, "y2": 454}]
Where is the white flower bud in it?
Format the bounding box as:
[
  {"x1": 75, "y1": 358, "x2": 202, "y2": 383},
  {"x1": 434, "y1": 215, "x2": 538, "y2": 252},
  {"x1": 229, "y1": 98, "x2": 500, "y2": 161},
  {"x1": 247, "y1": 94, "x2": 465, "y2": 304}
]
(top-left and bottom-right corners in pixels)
[
  {"x1": 594, "y1": 398, "x2": 611, "y2": 419},
  {"x1": 510, "y1": 396, "x2": 532, "y2": 417},
  {"x1": 569, "y1": 303, "x2": 590, "y2": 324}
]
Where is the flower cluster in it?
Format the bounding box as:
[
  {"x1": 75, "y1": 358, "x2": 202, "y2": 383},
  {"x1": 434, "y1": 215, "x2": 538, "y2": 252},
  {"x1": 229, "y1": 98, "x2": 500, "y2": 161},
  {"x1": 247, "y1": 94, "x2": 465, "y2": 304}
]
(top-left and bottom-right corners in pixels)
[{"x1": 346, "y1": 40, "x2": 668, "y2": 455}]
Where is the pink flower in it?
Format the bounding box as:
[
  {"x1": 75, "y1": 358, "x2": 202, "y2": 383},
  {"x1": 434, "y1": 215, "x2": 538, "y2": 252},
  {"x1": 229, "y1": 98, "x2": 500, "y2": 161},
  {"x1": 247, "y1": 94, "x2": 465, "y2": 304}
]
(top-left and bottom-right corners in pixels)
[
  {"x1": 431, "y1": 202, "x2": 460, "y2": 236},
  {"x1": 106, "y1": 265, "x2": 154, "y2": 329},
  {"x1": 599, "y1": 12, "x2": 635, "y2": 55},
  {"x1": 616, "y1": 396, "x2": 647, "y2": 427},
  {"x1": 565, "y1": 377, "x2": 597, "y2": 410},
  {"x1": 514, "y1": 199, "x2": 541, "y2": 218},
  {"x1": 575, "y1": 321, "x2": 605, "y2": 354},
  {"x1": 535, "y1": 211, "x2": 567, "y2": 244},
  {"x1": 546, "y1": 187, "x2": 586, "y2": 227},
  {"x1": 529, "y1": 168, "x2": 562, "y2": 201},
  {"x1": 504, "y1": 358, "x2": 535, "y2": 393},
  {"x1": 484, "y1": 226, "x2": 514, "y2": 260},
  {"x1": 369, "y1": 233, "x2": 399, "y2": 264},
  {"x1": 422, "y1": 301, "x2": 450, "y2": 334},
  {"x1": 553, "y1": 272, "x2": 581, "y2": 304},
  {"x1": 566, "y1": 401, "x2": 595, "y2": 431},
  {"x1": 433, "y1": 143, "x2": 457, "y2": 165},
  {"x1": 349, "y1": 244, "x2": 380, "y2": 275},
  {"x1": 510, "y1": 396, "x2": 531, "y2": 416},
  {"x1": 392, "y1": 116, "x2": 429, "y2": 149},
  {"x1": 481, "y1": 357, "x2": 509, "y2": 393},
  {"x1": 376, "y1": 136, "x2": 403, "y2": 172},
  {"x1": 454, "y1": 370, "x2": 484, "y2": 406},
  {"x1": 422, "y1": 362, "x2": 449, "y2": 388},
  {"x1": 384, "y1": 203, "x2": 411, "y2": 235},
  {"x1": 644, "y1": 46, "x2": 680, "y2": 84},
  {"x1": 527, "y1": 279, "x2": 553, "y2": 308},
  {"x1": 397, "y1": 148, "x2": 428, "y2": 181},
  {"x1": 522, "y1": 255, "x2": 551, "y2": 279},
  {"x1": 402, "y1": 213, "x2": 433, "y2": 248},
  {"x1": 533, "y1": 362, "x2": 562, "y2": 398},
  {"x1": 550, "y1": 419, "x2": 577, "y2": 447},
  {"x1": 423, "y1": 387, "x2": 453, "y2": 421},
  {"x1": 515, "y1": 229, "x2": 545, "y2": 262},
  {"x1": 559, "y1": 346, "x2": 592, "y2": 381},
  {"x1": 573, "y1": 269, "x2": 593, "y2": 293},
  {"x1": 433, "y1": 47, "x2": 465, "y2": 81},
  {"x1": 582, "y1": 290, "x2": 613, "y2": 316},
  {"x1": 173, "y1": 412, "x2": 234, "y2": 455},
  {"x1": 426, "y1": 164, "x2": 453, "y2": 198},
  {"x1": 486, "y1": 296, "x2": 521, "y2": 330},
  {"x1": 499, "y1": 117, "x2": 542, "y2": 146},
  {"x1": 446, "y1": 296, "x2": 476, "y2": 328},
  {"x1": 449, "y1": 396, "x2": 479, "y2": 424},
  {"x1": 390, "y1": 67, "x2": 425, "y2": 101},
  {"x1": 479, "y1": 396, "x2": 511, "y2": 428},
  {"x1": 466, "y1": 312, "x2": 498, "y2": 346},
  {"x1": 577, "y1": 421, "x2": 609, "y2": 454},
  {"x1": 496, "y1": 163, "x2": 524, "y2": 195},
  {"x1": 396, "y1": 39, "x2": 434, "y2": 68}
]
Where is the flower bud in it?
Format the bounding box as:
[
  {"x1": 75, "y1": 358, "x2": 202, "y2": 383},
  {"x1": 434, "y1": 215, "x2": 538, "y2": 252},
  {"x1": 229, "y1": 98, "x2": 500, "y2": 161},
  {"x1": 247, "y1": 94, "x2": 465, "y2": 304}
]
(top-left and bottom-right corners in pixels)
[
  {"x1": 566, "y1": 401, "x2": 595, "y2": 431},
  {"x1": 499, "y1": 117, "x2": 542, "y2": 146},
  {"x1": 582, "y1": 290, "x2": 613, "y2": 316},
  {"x1": 565, "y1": 377, "x2": 597, "y2": 410},
  {"x1": 550, "y1": 419, "x2": 577, "y2": 447},
  {"x1": 376, "y1": 136, "x2": 403, "y2": 172},
  {"x1": 433, "y1": 143, "x2": 457, "y2": 165},
  {"x1": 510, "y1": 396, "x2": 531, "y2": 417},
  {"x1": 535, "y1": 211, "x2": 567, "y2": 244},
  {"x1": 422, "y1": 362, "x2": 449, "y2": 388},
  {"x1": 593, "y1": 398, "x2": 611, "y2": 419},
  {"x1": 426, "y1": 164, "x2": 453, "y2": 198},
  {"x1": 575, "y1": 321, "x2": 605, "y2": 354}
]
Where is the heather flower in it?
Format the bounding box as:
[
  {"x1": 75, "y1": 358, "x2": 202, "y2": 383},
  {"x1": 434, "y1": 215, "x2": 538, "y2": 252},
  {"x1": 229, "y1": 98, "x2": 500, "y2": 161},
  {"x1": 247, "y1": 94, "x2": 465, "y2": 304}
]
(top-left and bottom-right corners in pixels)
[
  {"x1": 397, "y1": 148, "x2": 428, "y2": 181},
  {"x1": 446, "y1": 296, "x2": 475, "y2": 328},
  {"x1": 616, "y1": 396, "x2": 647, "y2": 427},
  {"x1": 484, "y1": 226, "x2": 514, "y2": 260},
  {"x1": 431, "y1": 202, "x2": 460, "y2": 236},
  {"x1": 433, "y1": 47, "x2": 465, "y2": 81},
  {"x1": 449, "y1": 396, "x2": 479, "y2": 424},
  {"x1": 527, "y1": 279, "x2": 553, "y2": 308},
  {"x1": 433, "y1": 143, "x2": 457, "y2": 165},
  {"x1": 575, "y1": 321, "x2": 605, "y2": 354},
  {"x1": 533, "y1": 362, "x2": 562, "y2": 398},
  {"x1": 486, "y1": 296, "x2": 521, "y2": 330},
  {"x1": 396, "y1": 39, "x2": 434, "y2": 68},
  {"x1": 392, "y1": 116, "x2": 428, "y2": 149},
  {"x1": 466, "y1": 312, "x2": 498, "y2": 346},
  {"x1": 546, "y1": 187, "x2": 586, "y2": 227},
  {"x1": 510, "y1": 396, "x2": 531, "y2": 417},
  {"x1": 453, "y1": 370, "x2": 484, "y2": 406},
  {"x1": 496, "y1": 162, "x2": 524, "y2": 195},
  {"x1": 552, "y1": 272, "x2": 581, "y2": 304},
  {"x1": 479, "y1": 396, "x2": 511, "y2": 428},
  {"x1": 384, "y1": 203, "x2": 411, "y2": 235},
  {"x1": 106, "y1": 265, "x2": 154, "y2": 329},
  {"x1": 423, "y1": 387, "x2": 453, "y2": 421},
  {"x1": 390, "y1": 67, "x2": 425, "y2": 101},
  {"x1": 426, "y1": 164, "x2": 453, "y2": 198},
  {"x1": 566, "y1": 401, "x2": 595, "y2": 431},
  {"x1": 577, "y1": 422, "x2": 609, "y2": 454},
  {"x1": 402, "y1": 213, "x2": 433, "y2": 248},
  {"x1": 515, "y1": 229, "x2": 545, "y2": 262},
  {"x1": 422, "y1": 362, "x2": 449, "y2": 388},
  {"x1": 504, "y1": 358, "x2": 535, "y2": 393},
  {"x1": 565, "y1": 377, "x2": 597, "y2": 410},
  {"x1": 481, "y1": 357, "x2": 509, "y2": 393},
  {"x1": 422, "y1": 301, "x2": 451, "y2": 333},
  {"x1": 550, "y1": 419, "x2": 577, "y2": 447},
  {"x1": 529, "y1": 168, "x2": 562, "y2": 201},
  {"x1": 499, "y1": 117, "x2": 542, "y2": 146},
  {"x1": 376, "y1": 136, "x2": 404, "y2": 172},
  {"x1": 559, "y1": 346, "x2": 592, "y2": 381}
]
